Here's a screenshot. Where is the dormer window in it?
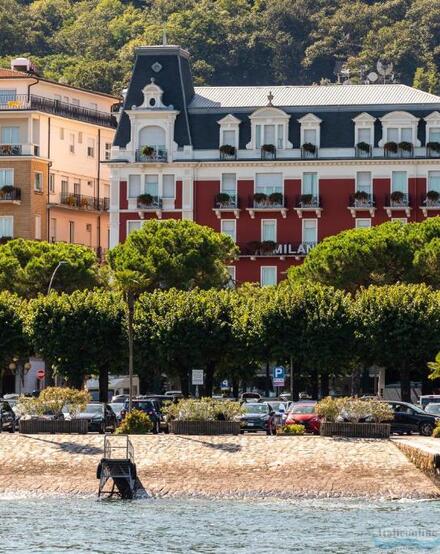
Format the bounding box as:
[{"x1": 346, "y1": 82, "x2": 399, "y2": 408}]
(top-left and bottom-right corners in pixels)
[
  {"x1": 353, "y1": 113, "x2": 376, "y2": 157},
  {"x1": 217, "y1": 114, "x2": 240, "y2": 160},
  {"x1": 298, "y1": 113, "x2": 322, "y2": 159},
  {"x1": 425, "y1": 112, "x2": 440, "y2": 157},
  {"x1": 139, "y1": 78, "x2": 170, "y2": 110},
  {"x1": 379, "y1": 111, "x2": 420, "y2": 157},
  {"x1": 247, "y1": 107, "x2": 291, "y2": 154}
]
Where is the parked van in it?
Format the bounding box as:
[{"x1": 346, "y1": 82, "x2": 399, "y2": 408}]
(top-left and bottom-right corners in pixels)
[{"x1": 85, "y1": 375, "x2": 140, "y2": 401}]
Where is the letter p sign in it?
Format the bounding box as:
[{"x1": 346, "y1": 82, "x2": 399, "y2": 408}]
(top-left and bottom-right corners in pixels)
[{"x1": 272, "y1": 366, "x2": 285, "y2": 387}]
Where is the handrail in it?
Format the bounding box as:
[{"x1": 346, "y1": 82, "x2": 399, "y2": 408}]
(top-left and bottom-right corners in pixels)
[{"x1": 104, "y1": 435, "x2": 134, "y2": 463}]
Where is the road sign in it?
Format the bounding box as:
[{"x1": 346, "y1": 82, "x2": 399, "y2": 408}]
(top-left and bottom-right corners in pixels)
[
  {"x1": 192, "y1": 369, "x2": 204, "y2": 386},
  {"x1": 36, "y1": 369, "x2": 45, "y2": 380},
  {"x1": 272, "y1": 366, "x2": 285, "y2": 387},
  {"x1": 220, "y1": 379, "x2": 229, "y2": 390}
]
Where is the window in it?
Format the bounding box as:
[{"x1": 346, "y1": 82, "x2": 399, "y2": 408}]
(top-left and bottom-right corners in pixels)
[
  {"x1": 34, "y1": 172, "x2": 43, "y2": 192},
  {"x1": 0, "y1": 169, "x2": 13, "y2": 187},
  {"x1": 63, "y1": 96, "x2": 69, "y2": 104},
  {"x1": 401, "y1": 127, "x2": 412, "y2": 142},
  {"x1": 302, "y1": 173, "x2": 318, "y2": 196},
  {"x1": 78, "y1": 132, "x2": 83, "y2": 144},
  {"x1": 298, "y1": 113, "x2": 322, "y2": 148},
  {"x1": 303, "y1": 128, "x2": 317, "y2": 145},
  {"x1": 429, "y1": 127, "x2": 440, "y2": 143},
  {"x1": 221, "y1": 130, "x2": 235, "y2": 146},
  {"x1": 221, "y1": 220, "x2": 236, "y2": 242},
  {"x1": 261, "y1": 266, "x2": 277, "y2": 286},
  {"x1": 61, "y1": 179, "x2": 68, "y2": 196},
  {"x1": 50, "y1": 218, "x2": 56, "y2": 242},
  {"x1": 226, "y1": 266, "x2": 236, "y2": 288},
  {"x1": 255, "y1": 123, "x2": 284, "y2": 149},
  {"x1": 1, "y1": 127, "x2": 19, "y2": 144},
  {"x1": 71, "y1": 98, "x2": 80, "y2": 106},
  {"x1": 128, "y1": 175, "x2": 141, "y2": 198},
  {"x1": 145, "y1": 175, "x2": 159, "y2": 197},
  {"x1": 380, "y1": 112, "x2": 420, "y2": 147},
  {"x1": 60, "y1": 127, "x2": 64, "y2": 140},
  {"x1": 255, "y1": 173, "x2": 283, "y2": 196},
  {"x1": 356, "y1": 172, "x2": 372, "y2": 195},
  {"x1": 302, "y1": 219, "x2": 317, "y2": 244},
  {"x1": 127, "y1": 221, "x2": 142, "y2": 235},
  {"x1": 69, "y1": 221, "x2": 75, "y2": 243},
  {"x1": 0, "y1": 216, "x2": 13, "y2": 238},
  {"x1": 105, "y1": 142, "x2": 112, "y2": 161},
  {"x1": 54, "y1": 94, "x2": 61, "y2": 102},
  {"x1": 355, "y1": 218, "x2": 371, "y2": 229},
  {"x1": 428, "y1": 171, "x2": 440, "y2": 193},
  {"x1": 0, "y1": 89, "x2": 16, "y2": 103},
  {"x1": 163, "y1": 175, "x2": 175, "y2": 199},
  {"x1": 34, "y1": 214, "x2": 41, "y2": 240},
  {"x1": 74, "y1": 182, "x2": 80, "y2": 195},
  {"x1": 87, "y1": 138, "x2": 95, "y2": 158},
  {"x1": 69, "y1": 133, "x2": 75, "y2": 153},
  {"x1": 49, "y1": 173, "x2": 55, "y2": 193},
  {"x1": 221, "y1": 173, "x2": 236, "y2": 195},
  {"x1": 358, "y1": 128, "x2": 371, "y2": 144},
  {"x1": 391, "y1": 171, "x2": 407, "y2": 193},
  {"x1": 387, "y1": 128, "x2": 399, "y2": 142},
  {"x1": 249, "y1": 107, "x2": 290, "y2": 151},
  {"x1": 261, "y1": 219, "x2": 276, "y2": 242}
]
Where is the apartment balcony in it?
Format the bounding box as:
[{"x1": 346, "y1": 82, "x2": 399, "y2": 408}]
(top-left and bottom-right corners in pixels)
[
  {"x1": 294, "y1": 195, "x2": 322, "y2": 218},
  {"x1": 0, "y1": 94, "x2": 116, "y2": 129},
  {"x1": 0, "y1": 186, "x2": 21, "y2": 204},
  {"x1": 0, "y1": 143, "x2": 40, "y2": 156},
  {"x1": 427, "y1": 143, "x2": 440, "y2": 158},
  {"x1": 137, "y1": 195, "x2": 164, "y2": 218},
  {"x1": 301, "y1": 144, "x2": 318, "y2": 159},
  {"x1": 246, "y1": 192, "x2": 287, "y2": 219},
  {"x1": 213, "y1": 193, "x2": 240, "y2": 219},
  {"x1": 219, "y1": 145, "x2": 237, "y2": 161},
  {"x1": 355, "y1": 143, "x2": 372, "y2": 158},
  {"x1": 420, "y1": 192, "x2": 440, "y2": 217},
  {"x1": 260, "y1": 145, "x2": 276, "y2": 160},
  {"x1": 348, "y1": 193, "x2": 376, "y2": 217},
  {"x1": 384, "y1": 193, "x2": 411, "y2": 217},
  {"x1": 53, "y1": 192, "x2": 109, "y2": 211},
  {"x1": 135, "y1": 146, "x2": 167, "y2": 162},
  {"x1": 383, "y1": 142, "x2": 414, "y2": 159}
]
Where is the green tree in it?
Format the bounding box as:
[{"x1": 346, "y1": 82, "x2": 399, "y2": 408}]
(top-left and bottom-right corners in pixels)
[
  {"x1": 0, "y1": 239, "x2": 102, "y2": 298},
  {"x1": 26, "y1": 290, "x2": 126, "y2": 395},
  {"x1": 353, "y1": 283, "x2": 440, "y2": 402}
]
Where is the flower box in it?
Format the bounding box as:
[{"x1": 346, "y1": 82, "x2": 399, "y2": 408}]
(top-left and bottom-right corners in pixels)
[
  {"x1": 169, "y1": 420, "x2": 241, "y2": 435},
  {"x1": 320, "y1": 422, "x2": 390, "y2": 438},
  {"x1": 19, "y1": 418, "x2": 88, "y2": 434}
]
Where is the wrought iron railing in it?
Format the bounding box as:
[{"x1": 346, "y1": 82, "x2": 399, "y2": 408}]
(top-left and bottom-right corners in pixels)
[
  {"x1": 386, "y1": 193, "x2": 410, "y2": 207},
  {"x1": 0, "y1": 144, "x2": 22, "y2": 156},
  {"x1": 136, "y1": 146, "x2": 167, "y2": 162},
  {"x1": 250, "y1": 192, "x2": 285, "y2": 209},
  {"x1": 0, "y1": 187, "x2": 21, "y2": 201},
  {"x1": 296, "y1": 195, "x2": 321, "y2": 208},
  {"x1": 348, "y1": 193, "x2": 375, "y2": 208},
  {"x1": 59, "y1": 192, "x2": 109, "y2": 211},
  {"x1": 137, "y1": 195, "x2": 163, "y2": 209},
  {"x1": 214, "y1": 193, "x2": 239, "y2": 209}
]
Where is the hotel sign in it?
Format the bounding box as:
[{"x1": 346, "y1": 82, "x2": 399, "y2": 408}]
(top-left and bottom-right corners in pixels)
[{"x1": 273, "y1": 243, "x2": 316, "y2": 256}]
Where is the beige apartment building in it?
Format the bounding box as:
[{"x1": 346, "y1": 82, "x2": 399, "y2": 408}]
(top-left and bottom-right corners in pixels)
[{"x1": 0, "y1": 58, "x2": 118, "y2": 254}]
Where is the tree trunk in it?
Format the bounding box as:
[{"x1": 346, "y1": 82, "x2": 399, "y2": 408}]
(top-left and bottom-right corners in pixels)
[
  {"x1": 421, "y1": 372, "x2": 434, "y2": 395},
  {"x1": 320, "y1": 373, "x2": 329, "y2": 398},
  {"x1": 310, "y1": 369, "x2": 319, "y2": 399},
  {"x1": 127, "y1": 291, "x2": 134, "y2": 411},
  {"x1": 265, "y1": 360, "x2": 270, "y2": 397},
  {"x1": 180, "y1": 370, "x2": 190, "y2": 397},
  {"x1": 99, "y1": 367, "x2": 109, "y2": 403},
  {"x1": 290, "y1": 357, "x2": 299, "y2": 402},
  {"x1": 400, "y1": 366, "x2": 411, "y2": 403},
  {"x1": 204, "y1": 361, "x2": 215, "y2": 397},
  {"x1": 351, "y1": 366, "x2": 362, "y2": 396},
  {"x1": 232, "y1": 377, "x2": 239, "y2": 399}
]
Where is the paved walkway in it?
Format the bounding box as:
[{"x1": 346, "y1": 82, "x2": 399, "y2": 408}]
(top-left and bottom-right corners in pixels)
[{"x1": 0, "y1": 434, "x2": 438, "y2": 499}]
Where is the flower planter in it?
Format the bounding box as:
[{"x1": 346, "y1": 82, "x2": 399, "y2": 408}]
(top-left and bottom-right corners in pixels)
[
  {"x1": 19, "y1": 418, "x2": 88, "y2": 434},
  {"x1": 320, "y1": 422, "x2": 390, "y2": 438},
  {"x1": 169, "y1": 420, "x2": 241, "y2": 435}
]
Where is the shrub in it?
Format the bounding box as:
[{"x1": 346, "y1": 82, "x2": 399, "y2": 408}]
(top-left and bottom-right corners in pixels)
[
  {"x1": 137, "y1": 193, "x2": 153, "y2": 206},
  {"x1": 399, "y1": 141, "x2": 413, "y2": 152},
  {"x1": 315, "y1": 396, "x2": 340, "y2": 422},
  {"x1": 162, "y1": 398, "x2": 245, "y2": 422},
  {"x1": 370, "y1": 401, "x2": 394, "y2": 423},
  {"x1": 116, "y1": 408, "x2": 152, "y2": 434},
  {"x1": 219, "y1": 144, "x2": 236, "y2": 156},
  {"x1": 384, "y1": 141, "x2": 398, "y2": 153},
  {"x1": 17, "y1": 387, "x2": 90, "y2": 417},
  {"x1": 390, "y1": 190, "x2": 405, "y2": 202},
  {"x1": 261, "y1": 143, "x2": 276, "y2": 153},
  {"x1": 216, "y1": 192, "x2": 231, "y2": 204},
  {"x1": 426, "y1": 190, "x2": 440, "y2": 202},
  {"x1": 316, "y1": 396, "x2": 394, "y2": 424},
  {"x1": 141, "y1": 145, "x2": 155, "y2": 157},
  {"x1": 253, "y1": 192, "x2": 268, "y2": 203},
  {"x1": 427, "y1": 141, "x2": 440, "y2": 153},
  {"x1": 432, "y1": 422, "x2": 440, "y2": 438},
  {"x1": 302, "y1": 142, "x2": 316, "y2": 153},
  {"x1": 281, "y1": 424, "x2": 305, "y2": 435},
  {"x1": 269, "y1": 192, "x2": 283, "y2": 205}
]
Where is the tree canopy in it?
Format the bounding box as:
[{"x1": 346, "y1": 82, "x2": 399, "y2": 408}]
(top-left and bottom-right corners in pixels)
[{"x1": 1, "y1": 0, "x2": 439, "y2": 95}]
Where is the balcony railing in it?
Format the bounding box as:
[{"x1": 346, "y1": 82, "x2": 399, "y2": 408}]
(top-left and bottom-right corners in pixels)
[
  {"x1": 0, "y1": 94, "x2": 117, "y2": 128},
  {"x1": 250, "y1": 193, "x2": 285, "y2": 209},
  {"x1": 355, "y1": 144, "x2": 372, "y2": 158},
  {"x1": 0, "y1": 144, "x2": 21, "y2": 156},
  {"x1": 296, "y1": 195, "x2": 320, "y2": 209},
  {"x1": 260, "y1": 146, "x2": 276, "y2": 160},
  {"x1": 301, "y1": 145, "x2": 318, "y2": 159},
  {"x1": 0, "y1": 186, "x2": 21, "y2": 202},
  {"x1": 214, "y1": 193, "x2": 239, "y2": 209},
  {"x1": 383, "y1": 143, "x2": 414, "y2": 158},
  {"x1": 137, "y1": 195, "x2": 163, "y2": 209},
  {"x1": 136, "y1": 146, "x2": 167, "y2": 162},
  {"x1": 387, "y1": 192, "x2": 410, "y2": 208},
  {"x1": 349, "y1": 193, "x2": 375, "y2": 209},
  {"x1": 59, "y1": 192, "x2": 109, "y2": 211}
]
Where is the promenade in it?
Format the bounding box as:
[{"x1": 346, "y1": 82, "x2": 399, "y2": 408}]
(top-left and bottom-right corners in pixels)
[{"x1": 0, "y1": 434, "x2": 439, "y2": 499}]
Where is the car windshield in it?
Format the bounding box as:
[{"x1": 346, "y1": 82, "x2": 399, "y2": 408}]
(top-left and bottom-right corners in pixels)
[
  {"x1": 290, "y1": 404, "x2": 315, "y2": 414},
  {"x1": 132, "y1": 401, "x2": 154, "y2": 411},
  {"x1": 82, "y1": 404, "x2": 104, "y2": 415},
  {"x1": 426, "y1": 403, "x2": 440, "y2": 414},
  {"x1": 268, "y1": 402, "x2": 285, "y2": 412},
  {"x1": 244, "y1": 403, "x2": 268, "y2": 414},
  {"x1": 109, "y1": 403, "x2": 124, "y2": 414}
]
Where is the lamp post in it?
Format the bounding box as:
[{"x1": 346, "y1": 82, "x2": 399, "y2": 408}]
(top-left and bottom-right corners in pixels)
[{"x1": 47, "y1": 261, "x2": 67, "y2": 295}]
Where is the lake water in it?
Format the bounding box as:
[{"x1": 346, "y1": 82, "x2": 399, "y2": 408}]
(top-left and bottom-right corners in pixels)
[{"x1": 0, "y1": 495, "x2": 439, "y2": 553}]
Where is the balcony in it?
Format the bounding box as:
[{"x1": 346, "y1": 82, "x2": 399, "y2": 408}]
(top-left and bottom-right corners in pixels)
[
  {"x1": 0, "y1": 143, "x2": 40, "y2": 156},
  {"x1": 213, "y1": 193, "x2": 240, "y2": 219},
  {"x1": 294, "y1": 194, "x2": 322, "y2": 218},
  {"x1": 301, "y1": 144, "x2": 318, "y2": 159},
  {"x1": 0, "y1": 186, "x2": 21, "y2": 204},
  {"x1": 383, "y1": 142, "x2": 414, "y2": 159},
  {"x1": 246, "y1": 192, "x2": 287, "y2": 219},
  {"x1": 427, "y1": 142, "x2": 440, "y2": 158},
  {"x1": 348, "y1": 193, "x2": 376, "y2": 217},
  {"x1": 384, "y1": 192, "x2": 411, "y2": 217},
  {"x1": 0, "y1": 94, "x2": 117, "y2": 128},
  {"x1": 56, "y1": 192, "x2": 109, "y2": 211},
  {"x1": 420, "y1": 191, "x2": 440, "y2": 217},
  {"x1": 137, "y1": 194, "x2": 163, "y2": 218},
  {"x1": 355, "y1": 143, "x2": 372, "y2": 158},
  {"x1": 135, "y1": 145, "x2": 167, "y2": 162},
  {"x1": 260, "y1": 145, "x2": 276, "y2": 160},
  {"x1": 219, "y1": 145, "x2": 237, "y2": 161}
]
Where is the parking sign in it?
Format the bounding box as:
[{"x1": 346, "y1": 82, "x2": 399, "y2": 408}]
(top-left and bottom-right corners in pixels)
[{"x1": 272, "y1": 366, "x2": 285, "y2": 387}]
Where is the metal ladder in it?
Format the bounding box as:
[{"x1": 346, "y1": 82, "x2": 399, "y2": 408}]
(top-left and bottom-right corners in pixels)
[{"x1": 97, "y1": 435, "x2": 137, "y2": 499}]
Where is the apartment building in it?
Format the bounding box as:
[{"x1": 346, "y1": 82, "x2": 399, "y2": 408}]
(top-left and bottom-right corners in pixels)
[
  {"x1": 109, "y1": 45, "x2": 440, "y2": 285},
  {"x1": 0, "y1": 58, "x2": 118, "y2": 253}
]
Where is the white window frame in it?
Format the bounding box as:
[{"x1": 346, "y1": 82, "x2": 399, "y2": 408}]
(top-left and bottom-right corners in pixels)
[
  {"x1": 1, "y1": 126, "x2": 20, "y2": 144},
  {"x1": 260, "y1": 266, "x2": 277, "y2": 287},
  {"x1": 298, "y1": 113, "x2": 322, "y2": 148},
  {"x1": 217, "y1": 114, "x2": 240, "y2": 149},
  {"x1": 0, "y1": 168, "x2": 13, "y2": 187},
  {"x1": 302, "y1": 218, "x2": 318, "y2": 245},
  {"x1": 247, "y1": 107, "x2": 291, "y2": 150},
  {"x1": 352, "y1": 113, "x2": 376, "y2": 146},
  {"x1": 261, "y1": 219, "x2": 277, "y2": 242},
  {"x1": 221, "y1": 173, "x2": 237, "y2": 196},
  {"x1": 162, "y1": 175, "x2": 176, "y2": 199},
  {"x1": 379, "y1": 111, "x2": 420, "y2": 147},
  {"x1": 255, "y1": 172, "x2": 283, "y2": 196},
  {"x1": 356, "y1": 171, "x2": 372, "y2": 194},
  {"x1": 49, "y1": 173, "x2": 55, "y2": 193},
  {"x1": 0, "y1": 215, "x2": 13, "y2": 238},
  {"x1": 302, "y1": 172, "x2": 318, "y2": 196},
  {"x1": 355, "y1": 218, "x2": 371, "y2": 229},
  {"x1": 427, "y1": 171, "x2": 440, "y2": 193},
  {"x1": 391, "y1": 171, "x2": 408, "y2": 194},
  {"x1": 126, "y1": 220, "x2": 142, "y2": 235},
  {"x1": 220, "y1": 219, "x2": 236, "y2": 242},
  {"x1": 34, "y1": 172, "x2": 43, "y2": 192}
]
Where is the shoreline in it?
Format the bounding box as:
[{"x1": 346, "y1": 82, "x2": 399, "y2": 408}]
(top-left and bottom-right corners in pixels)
[{"x1": 1, "y1": 434, "x2": 439, "y2": 501}]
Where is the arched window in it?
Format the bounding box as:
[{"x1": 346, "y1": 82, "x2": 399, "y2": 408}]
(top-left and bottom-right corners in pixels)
[{"x1": 139, "y1": 125, "x2": 166, "y2": 149}]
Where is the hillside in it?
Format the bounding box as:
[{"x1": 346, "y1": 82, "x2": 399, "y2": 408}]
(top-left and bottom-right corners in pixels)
[{"x1": 0, "y1": 0, "x2": 438, "y2": 96}]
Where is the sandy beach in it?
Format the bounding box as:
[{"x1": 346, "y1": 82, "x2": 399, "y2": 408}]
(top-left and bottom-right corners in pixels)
[{"x1": 0, "y1": 433, "x2": 439, "y2": 500}]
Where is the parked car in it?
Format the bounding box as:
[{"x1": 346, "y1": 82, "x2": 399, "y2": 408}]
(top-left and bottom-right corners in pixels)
[
  {"x1": 65, "y1": 403, "x2": 117, "y2": 433},
  {"x1": 285, "y1": 401, "x2": 320, "y2": 434},
  {"x1": 239, "y1": 392, "x2": 262, "y2": 403},
  {"x1": 111, "y1": 394, "x2": 129, "y2": 403},
  {"x1": 0, "y1": 400, "x2": 15, "y2": 433},
  {"x1": 425, "y1": 403, "x2": 440, "y2": 416},
  {"x1": 164, "y1": 390, "x2": 183, "y2": 399},
  {"x1": 385, "y1": 401, "x2": 439, "y2": 436},
  {"x1": 121, "y1": 399, "x2": 162, "y2": 433},
  {"x1": 109, "y1": 402, "x2": 125, "y2": 425},
  {"x1": 240, "y1": 402, "x2": 276, "y2": 434},
  {"x1": 419, "y1": 395, "x2": 440, "y2": 410}
]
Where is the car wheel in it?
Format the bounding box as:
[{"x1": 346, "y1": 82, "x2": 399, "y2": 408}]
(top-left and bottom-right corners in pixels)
[
  {"x1": 8, "y1": 424, "x2": 15, "y2": 433},
  {"x1": 420, "y1": 423, "x2": 434, "y2": 436}
]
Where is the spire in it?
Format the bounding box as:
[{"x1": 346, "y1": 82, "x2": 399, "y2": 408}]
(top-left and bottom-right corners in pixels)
[{"x1": 267, "y1": 90, "x2": 274, "y2": 107}]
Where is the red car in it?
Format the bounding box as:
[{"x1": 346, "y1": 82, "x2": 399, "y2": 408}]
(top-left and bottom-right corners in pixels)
[{"x1": 285, "y1": 401, "x2": 321, "y2": 434}]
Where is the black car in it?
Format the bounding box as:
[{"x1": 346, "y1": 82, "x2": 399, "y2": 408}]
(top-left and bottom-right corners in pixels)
[
  {"x1": 0, "y1": 400, "x2": 16, "y2": 433},
  {"x1": 240, "y1": 402, "x2": 277, "y2": 434},
  {"x1": 121, "y1": 399, "x2": 161, "y2": 433},
  {"x1": 386, "y1": 401, "x2": 439, "y2": 436},
  {"x1": 69, "y1": 403, "x2": 117, "y2": 433}
]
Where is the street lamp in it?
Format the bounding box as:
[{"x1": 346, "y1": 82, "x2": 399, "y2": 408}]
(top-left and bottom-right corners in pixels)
[{"x1": 47, "y1": 261, "x2": 67, "y2": 295}]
